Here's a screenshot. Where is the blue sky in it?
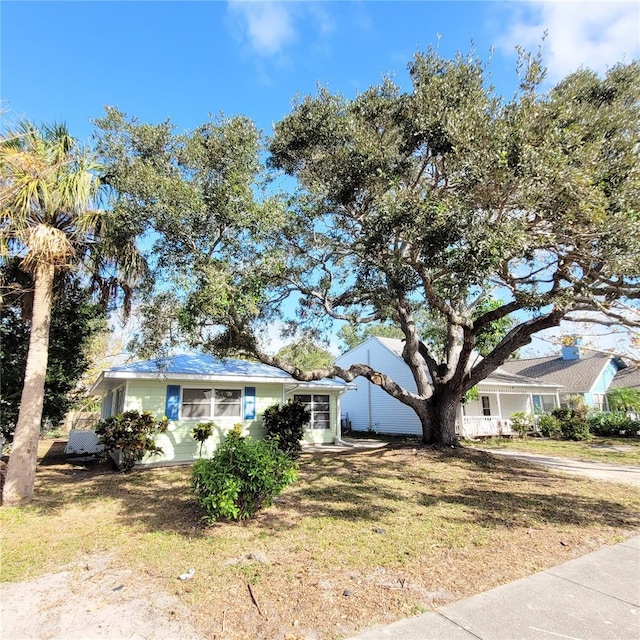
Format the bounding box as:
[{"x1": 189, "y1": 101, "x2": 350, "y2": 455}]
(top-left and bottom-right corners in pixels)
[
  {"x1": 3, "y1": 1, "x2": 639, "y2": 143},
  {"x1": 2, "y1": 1, "x2": 639, "y2": 357}
]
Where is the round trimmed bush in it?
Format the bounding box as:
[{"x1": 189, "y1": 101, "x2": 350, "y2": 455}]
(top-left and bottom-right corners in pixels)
[{"x1": 192, "y1": 425, "x2": 297, "y2": 523}]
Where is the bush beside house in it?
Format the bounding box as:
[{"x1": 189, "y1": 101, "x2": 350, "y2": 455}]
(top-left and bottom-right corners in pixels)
[
  {"x1": 94, "y1": 410, "x2": 168, "y2": 472},
  {"x1": 263, "y1": 399, "x2": 311, "y2": 459},
  {"x1": 192, "y1": 425, "x2": 297, "y2": 523}
]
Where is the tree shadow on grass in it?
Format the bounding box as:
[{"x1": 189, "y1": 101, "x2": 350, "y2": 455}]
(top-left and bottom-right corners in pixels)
[
  {"x1": 423, "y1": 487, "x2": 640, "y2": 529},
  {"x1": 24, "y1": 442, "x2": 640, "y2": 540},
  {"x1": 29, "y1": 453, "x2": 206, "y2": 538},
  {"x1": 423, "y1": 448, "x2": 640, "y2": 530}
]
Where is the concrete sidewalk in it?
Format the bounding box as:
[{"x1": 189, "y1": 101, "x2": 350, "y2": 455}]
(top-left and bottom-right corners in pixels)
[{"x1": 350, "y1": 536, "x2": 640, "y2": 640}]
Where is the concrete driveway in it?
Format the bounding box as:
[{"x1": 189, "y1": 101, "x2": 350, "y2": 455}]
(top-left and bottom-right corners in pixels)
[{"x1": 478, "y1": 448, "x2": 640, "y2": 488}]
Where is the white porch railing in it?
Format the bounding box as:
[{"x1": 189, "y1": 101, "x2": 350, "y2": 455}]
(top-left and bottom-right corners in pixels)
[{"x1": 458, "y1": 416, "x2": 513, "y2": 439}]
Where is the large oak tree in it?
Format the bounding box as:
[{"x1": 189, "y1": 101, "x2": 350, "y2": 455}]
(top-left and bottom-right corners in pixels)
[{"x1": 102, "y1": 51, "x2": 640, "y2": 446}]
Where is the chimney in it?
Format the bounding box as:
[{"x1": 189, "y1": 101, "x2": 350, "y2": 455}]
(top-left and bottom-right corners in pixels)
[{"x1": 561, "y1": 335, "x2": 582, "y2": 361}]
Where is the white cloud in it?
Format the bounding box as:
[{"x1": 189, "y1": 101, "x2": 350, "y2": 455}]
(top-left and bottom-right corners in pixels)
[
  {"x1": 497, "y1": 1, "x2": 640, "y2": 82},
  {"x1": 228, "y1": 1, "x2": 297, "y2": 56}
]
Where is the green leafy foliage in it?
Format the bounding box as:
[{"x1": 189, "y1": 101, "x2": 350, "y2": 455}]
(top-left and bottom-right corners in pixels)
[
  {"x1": 192, "y1": 426, "x2": 297, "y2": 522},
  {"x1": 263, "y1": 400, "x2": 311, "y2": 459},
  {"x1": 607, "y1": 387, "x2": 640, "y2": 412},
  {"x1": 95, "y1": 410, "x2": 168, "y2": 472},
  {"x1": 0, "y1": 262, "x2": 107, "y2": 441},
  {"x1": 536, "y1": 413, "x2": 562, "y2": 439},
  {"x1": 93, "y1": 108, "x2": 281, "y2": 360},
  {"x1": 587, "y1": 412, "x2": 640, "y2": 438},
  {"x1": 510, "y1": 412, "x2": 533, "y2": 438},
  {"x1": 462, "y1": 386, "x2": 479, "y2": 404},
  {"x1": 275, "y1": 340, "x2": 333, "y2": 370},
  {"x1": 551, "y1": 408, "x2": 591, "y2": 441},
  {"x1": 191, "y1": 421, "x2": 215, "y2": 457},
  {"x1": 96, "y1": 51, "x2": 640, "y2": 448}
]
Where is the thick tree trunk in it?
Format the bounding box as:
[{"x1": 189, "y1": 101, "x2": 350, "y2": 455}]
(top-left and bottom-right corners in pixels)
[
  {"x1": 419, "y1": 392, "x2": 460, "y2": 446},
  {"x1": 2, "y1": 263, "x2": 55, "y2": 506}
]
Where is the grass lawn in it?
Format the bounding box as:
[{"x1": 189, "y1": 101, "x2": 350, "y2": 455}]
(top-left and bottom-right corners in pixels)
[
  {"x1": 2, "y1": 439, "x2": 640, "y2": 639},
  {"x1": 465, "y1": 436, "x2": 640, "y2": 465}
]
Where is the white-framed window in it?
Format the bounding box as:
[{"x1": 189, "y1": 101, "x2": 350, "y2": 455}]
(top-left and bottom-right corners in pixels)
[
  {"x1": 533, "y1": 394, "x2": 556, "y2": 413},
  {"x1": 181, "y1": 388, "x2": 242, "y2": 419},
  {"x1": 114, "y1": 386, "x2": 125, "y2": 416},
  {"x1": 294, "y1": 394, "x2": 331, "y2": 430},
  {"x1": 481, "y1": 395, "x2": 491, "y2": 416}
]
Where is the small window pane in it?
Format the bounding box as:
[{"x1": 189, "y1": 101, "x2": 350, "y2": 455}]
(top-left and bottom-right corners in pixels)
[
  {"x1": 215, "y1": 389, "x2": 240, "y2": 402},
  {"x1": 314, "y1": 413, "x2": 330, "y2": 429},
  {"x1": 213, "y1": 389, "x2": 241, "y2": 417},
  {"x1": 182, "y1": 389, "x2": 212, "y2": 418},
  {"x1": 216, "y1": 402, "x2": 241, "y2": 417}
]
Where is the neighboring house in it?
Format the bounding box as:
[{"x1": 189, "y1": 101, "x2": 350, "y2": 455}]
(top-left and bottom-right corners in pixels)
[
  {"x1": 500, "y1": 342, "x2": 626, "y2": 411},
  {"x1": 609, "y1": 365, "x2": 640, "y2": 392},
  {"x1": 88, "y1": 354, "x2": 352, "y2": 465},
  {"x1": 335, "y1": 337, "x2": 561, "y2": 438}
]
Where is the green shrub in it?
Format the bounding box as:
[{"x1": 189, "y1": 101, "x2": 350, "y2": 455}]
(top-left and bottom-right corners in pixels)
[
  {"x1": 588, "y1": 412, "x2": 640, "y2": 438},
  {"x1": 263, "y1": 399, "x2": 310, "y2": 459},
  {"x1": 510, "y1": 412, "x2": 533, "y2": 438},
  {"x1": 192, "y1": 425, "x2": 297, "y2": 523},
  {"x1": 537, "y1": 413, "x2": 562, "y2": 439},
  {"x1": 607, "y1": 387, "x2": 640, "y2": 412},
  {"x1": 95, "y1": 410, "x2": 168, "y2": 472},
  {"x1": 551, "y1": 408, "x2": 591, "y2": 441},
  {"x1": 191, "y1": 421, "x2": 216, "y2": 457}
]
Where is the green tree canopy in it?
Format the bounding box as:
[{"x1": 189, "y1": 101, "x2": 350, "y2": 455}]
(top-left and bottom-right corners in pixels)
[
  {"x1": 275, "y1": 339, "x2": 334, "y2": 371},
  {"x1": 99, "y1": 50, "x2": 640, "y2": 446},
  {"x1": 93, "y1": 108, "x2": 284, "y2": 359}
]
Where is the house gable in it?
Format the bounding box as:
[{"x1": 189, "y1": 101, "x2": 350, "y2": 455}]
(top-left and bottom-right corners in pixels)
[
  {"x1": 336, "y1": 337, "x2": 562, "y2": 436},
  {"x1": 335, "y1": 337, "x2": 423, "y2": 434}
]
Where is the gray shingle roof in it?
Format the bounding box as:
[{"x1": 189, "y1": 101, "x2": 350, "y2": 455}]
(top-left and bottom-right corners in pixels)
[
  {"x1": 610, "y1": 365, "x2": 640, "y2": 390},
  {"x1": 500, "y1": 352, "x2": 613, "y2": 394}
]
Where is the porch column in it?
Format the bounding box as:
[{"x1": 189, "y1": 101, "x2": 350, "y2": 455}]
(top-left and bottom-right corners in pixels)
[{"x1": 495, "y1": 391, "x2": 503, "y2": 420}]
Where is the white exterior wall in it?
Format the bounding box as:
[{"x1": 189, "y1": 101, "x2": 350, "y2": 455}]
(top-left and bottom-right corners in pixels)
[
  {"x1": 335, "y1": 338, "x2": 422, "y2": 435},
  {"x1": 336, "y1": 338, "x2": 559, "y2": 438}
]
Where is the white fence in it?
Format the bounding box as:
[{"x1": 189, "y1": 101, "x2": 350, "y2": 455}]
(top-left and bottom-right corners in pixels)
[{"x1": 459, "y1": 416, "x2": 513, "y2": 439}]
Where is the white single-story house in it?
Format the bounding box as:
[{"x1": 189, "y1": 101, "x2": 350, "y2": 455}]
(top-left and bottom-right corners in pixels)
[
  {"x1": 335, "y1": 337, "x2": 562, "y2": 438},
  {"x1": 87, "y1": 354, "x2": 352, "y2": 464}
]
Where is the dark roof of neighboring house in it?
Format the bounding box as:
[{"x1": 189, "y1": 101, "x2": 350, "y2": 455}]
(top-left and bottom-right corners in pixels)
[
  {"x1": 610, "y1": 365, "x2": 640, "y2": 390},
  {"x1": 500, "y1": 352, "x2": 615, "y2": 394}
]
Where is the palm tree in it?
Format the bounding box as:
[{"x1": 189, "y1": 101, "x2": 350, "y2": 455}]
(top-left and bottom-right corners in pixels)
[{"x1": 1, "y1": 121, "x2": 145, "y2": 506}]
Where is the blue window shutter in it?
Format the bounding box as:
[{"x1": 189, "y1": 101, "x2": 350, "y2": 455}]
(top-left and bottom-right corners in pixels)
[
  {"x1": 244, "y1": 387, "x2": 256, "y2": 420},
  {"x1": 165, "y1": 385, "x2": 181, "y2": 420}
]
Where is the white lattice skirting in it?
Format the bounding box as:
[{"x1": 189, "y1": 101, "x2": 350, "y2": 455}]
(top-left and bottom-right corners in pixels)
[{"x1": 65, "y1": 430, "x2": 104, "y2": 455}]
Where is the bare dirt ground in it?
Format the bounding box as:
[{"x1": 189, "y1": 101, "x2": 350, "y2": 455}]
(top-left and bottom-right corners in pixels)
[{"x1": 0, "y1": 554, "x2": 200, "y2": 640}]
